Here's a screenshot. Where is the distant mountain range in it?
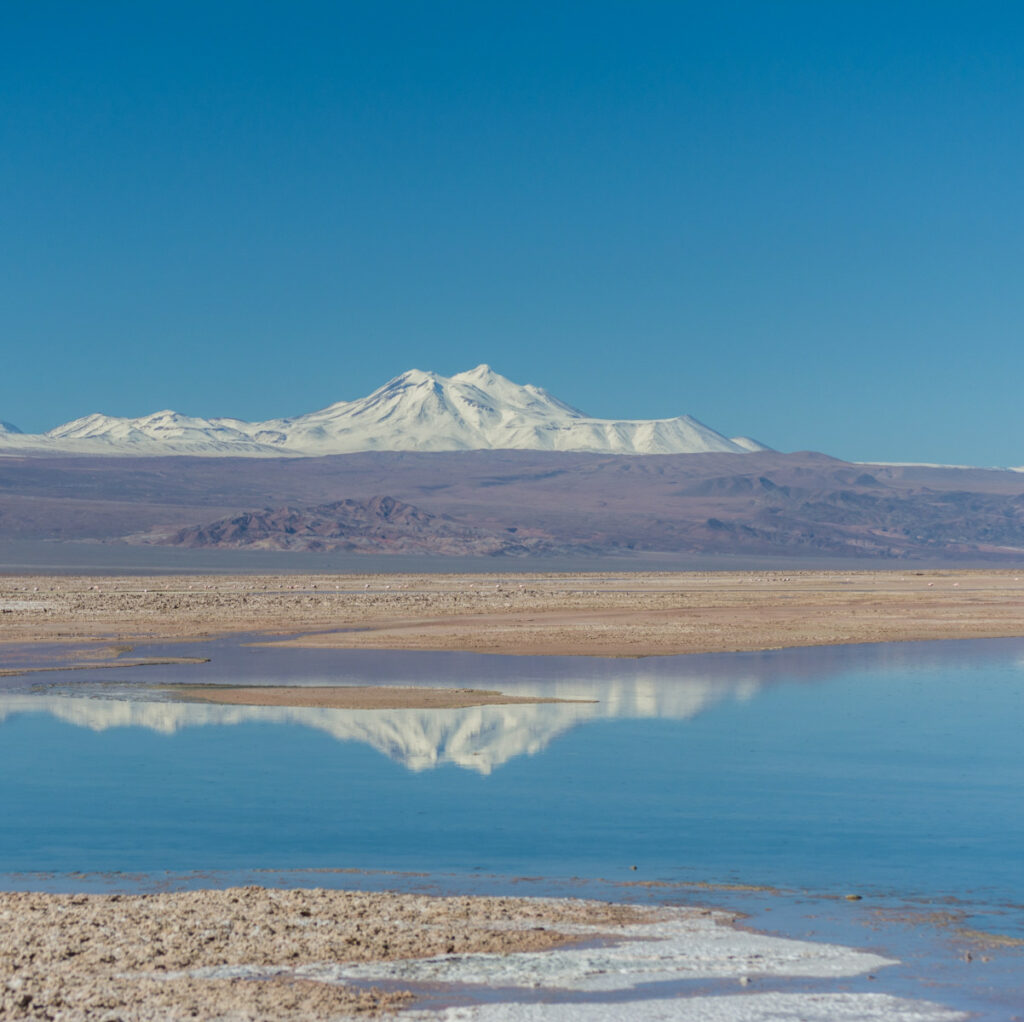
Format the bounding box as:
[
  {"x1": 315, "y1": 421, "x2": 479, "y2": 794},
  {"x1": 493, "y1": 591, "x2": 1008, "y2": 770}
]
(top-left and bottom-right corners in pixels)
[
  {"x1": 3, "y1": 365, "x2": 1024, "y2": 563},
  {"x1": 0, "y1": 365, "x2": 768, "y2": 457}
]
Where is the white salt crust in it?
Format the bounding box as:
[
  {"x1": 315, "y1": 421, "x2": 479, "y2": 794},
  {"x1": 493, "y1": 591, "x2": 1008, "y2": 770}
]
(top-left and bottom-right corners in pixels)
[
  {"x1": 312, "y1": 907, "x2": 895, "y2": 990},
  {"x1": 405, "y1": 992, "x2": 967, "y2": 1021},
  {"x1": 175, "y1": 905, "x2": 965, "y2": 1021}
]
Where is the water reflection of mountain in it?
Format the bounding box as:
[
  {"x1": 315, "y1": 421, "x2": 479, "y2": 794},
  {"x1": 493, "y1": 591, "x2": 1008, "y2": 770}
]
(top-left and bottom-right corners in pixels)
[
  {"x1": 7, "y1": 636, "x2": 1021, "y2": 774},
  {"x1": 0, "y1": 673, "x2": 760, "y2": 775}
]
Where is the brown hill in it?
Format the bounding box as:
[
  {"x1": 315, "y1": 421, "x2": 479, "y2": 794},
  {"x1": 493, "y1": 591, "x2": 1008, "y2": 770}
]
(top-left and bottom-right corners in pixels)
[{"x1": 140, "y1": 495, "x2": 564, "y2": 557}]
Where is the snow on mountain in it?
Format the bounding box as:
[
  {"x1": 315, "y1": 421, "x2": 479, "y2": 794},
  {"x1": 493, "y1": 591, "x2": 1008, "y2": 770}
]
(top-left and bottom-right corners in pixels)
[
  {"x1": 729, "y1": 435, "x2": 771, "y2": 453},
  {"x1": 0, "y1": 365, "x2": 769, "y2": 458},
  {"x1": 0, "y1": 420, "x2": 22, "y2": 435},
  {"x1": 45, "y1": 410, "x2": 279, "y2": 454}
]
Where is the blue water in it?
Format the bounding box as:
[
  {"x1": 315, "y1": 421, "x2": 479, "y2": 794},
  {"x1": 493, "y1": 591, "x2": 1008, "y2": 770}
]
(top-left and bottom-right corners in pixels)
[{"x1": 1, "y1": 638, "x2": 1022, "y2": 924}]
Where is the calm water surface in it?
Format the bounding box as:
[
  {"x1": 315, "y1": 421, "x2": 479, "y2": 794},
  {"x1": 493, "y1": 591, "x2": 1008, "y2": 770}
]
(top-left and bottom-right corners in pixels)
[{"x1": 1, "y1": 637, "x2": 1022, "y2": 935}]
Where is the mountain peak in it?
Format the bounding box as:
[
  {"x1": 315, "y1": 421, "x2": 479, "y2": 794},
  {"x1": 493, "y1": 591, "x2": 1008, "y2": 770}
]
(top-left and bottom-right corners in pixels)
[
  {"x1": 453, "y1": 363, "x2": 498, "y2": 381},
  {"x1": 375, "y1": 368, "x2": 439, "y2": 391},
  {"x1": 1, "y1": 366, "x2": 770, "y2": 458}
]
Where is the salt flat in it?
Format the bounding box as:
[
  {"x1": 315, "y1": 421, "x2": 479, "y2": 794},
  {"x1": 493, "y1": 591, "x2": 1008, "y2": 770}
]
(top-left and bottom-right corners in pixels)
[{"x1": 3, "y1": 569, "x2": 1024, "y2": 662}]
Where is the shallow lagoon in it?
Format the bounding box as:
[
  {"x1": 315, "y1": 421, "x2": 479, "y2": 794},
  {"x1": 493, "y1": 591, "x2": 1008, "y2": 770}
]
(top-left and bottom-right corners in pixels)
[
  {"x1": 1, "y1": 637, "x2": 1022, "y2": 921},
  {"x1": 2, "y1": 635, "x2": 1023, "y2": 1018}
]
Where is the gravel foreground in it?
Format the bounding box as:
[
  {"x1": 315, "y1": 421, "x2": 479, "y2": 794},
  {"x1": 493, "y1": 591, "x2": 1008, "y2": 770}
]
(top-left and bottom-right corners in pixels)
[
  {"x1": 0, "y1": 888, "x2": 645, "y2": 1021},
  {"x1": 0, "y1": 887, "x2": 971, "y2": 1022}
]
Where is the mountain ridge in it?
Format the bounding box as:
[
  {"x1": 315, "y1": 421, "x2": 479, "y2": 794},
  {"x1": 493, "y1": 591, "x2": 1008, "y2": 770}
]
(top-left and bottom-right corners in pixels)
[{"x1": 0, "y1": 365, "x2": 768, "y2": 458}]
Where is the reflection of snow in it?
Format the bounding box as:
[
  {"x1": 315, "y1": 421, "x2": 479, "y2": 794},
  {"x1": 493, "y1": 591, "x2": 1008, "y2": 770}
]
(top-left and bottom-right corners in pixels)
[{"x1": 0, "y1": 673, "x2": 761, "y2": 775}]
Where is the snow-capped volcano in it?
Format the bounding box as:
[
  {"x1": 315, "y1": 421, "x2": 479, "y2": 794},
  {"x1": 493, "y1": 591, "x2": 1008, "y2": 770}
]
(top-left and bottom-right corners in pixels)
[{"x1": 1, "y1": 365, "x2": 769, "y2": 457}]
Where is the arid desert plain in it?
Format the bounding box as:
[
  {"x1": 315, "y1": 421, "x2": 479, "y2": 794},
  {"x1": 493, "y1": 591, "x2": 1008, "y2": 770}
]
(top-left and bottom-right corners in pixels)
[{"x1": 6, "y1": 568, "x2": 1024, "y2": 665}]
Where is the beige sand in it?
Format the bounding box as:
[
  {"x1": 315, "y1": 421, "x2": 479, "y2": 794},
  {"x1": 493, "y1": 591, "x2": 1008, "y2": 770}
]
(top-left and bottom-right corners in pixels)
[
  {"x1": 0, "y1": 887, "x2": 650, "y2": 1021},
  {"x1": 169, "y1": 684, "x2": 592, "y2": 709},
  {"x1": 2, "y1": 570, "x2": 1024, "y2": 661}
]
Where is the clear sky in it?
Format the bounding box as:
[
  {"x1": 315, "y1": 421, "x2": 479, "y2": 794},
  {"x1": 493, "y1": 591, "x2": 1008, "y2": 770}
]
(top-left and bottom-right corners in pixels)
[{"x1": 2, "y1": 1, "x2": 1022, "y2": 465}]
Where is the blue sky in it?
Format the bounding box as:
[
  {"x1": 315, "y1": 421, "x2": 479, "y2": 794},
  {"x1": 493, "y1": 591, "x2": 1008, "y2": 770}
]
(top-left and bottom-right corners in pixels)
[{"x1": 2, "y1": 1, "x2": 1023, "y2": 464}]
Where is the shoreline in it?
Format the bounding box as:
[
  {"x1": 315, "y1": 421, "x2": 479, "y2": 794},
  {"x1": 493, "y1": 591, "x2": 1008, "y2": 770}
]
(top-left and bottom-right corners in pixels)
[
  {"x1": 3, "y1": 569, "x2": 1024, "y2": 661},
  {"x1": 0, "y1": 884, "x2": 972, "y2": 1022}
]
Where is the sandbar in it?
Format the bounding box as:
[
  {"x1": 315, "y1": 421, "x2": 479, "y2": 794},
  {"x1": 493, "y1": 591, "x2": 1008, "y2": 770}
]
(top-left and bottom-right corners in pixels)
[{"x1": 167, "y1": 684, "x2": 591, "y2": 709}]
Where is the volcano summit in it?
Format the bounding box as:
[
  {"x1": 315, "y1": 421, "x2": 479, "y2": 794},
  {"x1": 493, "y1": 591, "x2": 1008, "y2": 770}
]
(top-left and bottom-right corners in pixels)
[{"x1": 0, "y1": 365, "x2": 768, "y2": 458}]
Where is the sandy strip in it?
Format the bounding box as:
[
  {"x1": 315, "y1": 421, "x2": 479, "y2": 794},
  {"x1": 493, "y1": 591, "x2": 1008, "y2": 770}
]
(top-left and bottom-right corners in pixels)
[
  {"x1": 2, "y1": 569, "x2": 1024, "y2": 659},
  {"x1": 0, "y1": 657, "x2": 208, "y2": 678},
  {"x1": 168, "y1": 684, "x2": 592, "y2": 710},
  {"x1": 0, "y1": 888, "x2": 968, "y2": 1022}
]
